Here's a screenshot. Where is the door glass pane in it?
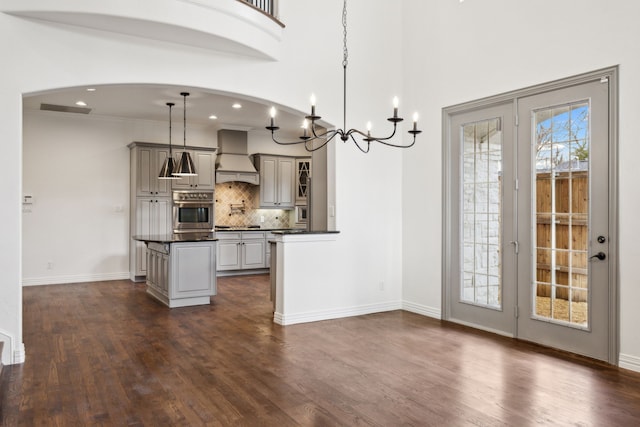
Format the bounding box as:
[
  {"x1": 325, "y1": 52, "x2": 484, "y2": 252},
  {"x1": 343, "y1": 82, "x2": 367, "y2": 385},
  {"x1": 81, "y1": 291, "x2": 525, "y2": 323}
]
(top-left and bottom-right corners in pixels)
[
  {"x1": 533, "y1": 102, "x2": 589, "y2": 328},
  {"x1": 461, "y1": 118, "x2": 502, "y2": 309}
]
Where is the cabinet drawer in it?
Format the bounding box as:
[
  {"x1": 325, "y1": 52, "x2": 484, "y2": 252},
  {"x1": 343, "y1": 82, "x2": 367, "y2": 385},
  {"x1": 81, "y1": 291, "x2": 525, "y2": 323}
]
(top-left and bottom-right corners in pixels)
[
  {"x1": 241, "y1": 231, "x2": 266, "y2": 240},
  {"x1": 216, "y1": 232, "x2": 242, "y2": 240}
]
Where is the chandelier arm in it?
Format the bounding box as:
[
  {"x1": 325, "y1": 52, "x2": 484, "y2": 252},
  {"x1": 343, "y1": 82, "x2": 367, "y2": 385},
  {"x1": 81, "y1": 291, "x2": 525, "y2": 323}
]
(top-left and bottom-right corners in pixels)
[
  {"x1": 310, "y1": 120, "x2": 331, "y2": 139},
  {"x1": 376, "y1": 137, "x2": 417, "y2": 149},
  {"x1": 271, "y1": 129, "x2": 339, "y2": 147},
  {"x1": 349, "y1": 133, "x2": 370, "y2": 154},
  {"x1": 347, "y1": 126, "x2": 416, "y2": 148},
  {"x1": 270, "y1": 133, "x2": 317, "y2": 146},
  {"x1": 346, "y1": 123, "x2": 397, "y2": 142},
  {"x1": 304, "y1": 130, "x2": 340, "y2": 152}
]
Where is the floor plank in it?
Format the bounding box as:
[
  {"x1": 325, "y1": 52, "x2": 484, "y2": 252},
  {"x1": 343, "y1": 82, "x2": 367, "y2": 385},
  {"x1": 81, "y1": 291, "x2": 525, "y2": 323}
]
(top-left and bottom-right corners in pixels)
[{"x1": 1, "y1": 274, "x2": 640, "y2": 426}]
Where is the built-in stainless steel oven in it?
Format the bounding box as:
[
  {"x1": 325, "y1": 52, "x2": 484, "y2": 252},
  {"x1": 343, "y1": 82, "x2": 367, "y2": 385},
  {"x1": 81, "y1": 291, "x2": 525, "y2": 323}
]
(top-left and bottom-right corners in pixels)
[{"x1": 172, "y1": 190, "x2": 214, "y2": 233}]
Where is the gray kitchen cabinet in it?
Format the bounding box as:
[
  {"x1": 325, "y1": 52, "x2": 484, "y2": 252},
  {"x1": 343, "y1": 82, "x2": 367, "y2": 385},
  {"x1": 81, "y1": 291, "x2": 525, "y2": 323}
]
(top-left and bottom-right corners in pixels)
[
  {"x1": 146, "y1": 242, "x2": 169, "y2": 298},
  {"x1": 128, "y1": 142, "x2": 216, "y2": 281},
  {"x1": 216, "y1": 232, "x2": 242, "y2": 270},
  {"x1": 133, "y1": 198, "x2": 172, "y2": 278},
  {"x1": 132, "y1": 145, "x2": 172, "y2": 197},
  {"x1": 254, "y1": 155, "x2": 295, "y2": 209},
  {"x1": 216, "y1": 231, "x2": 267, "y2": 272},
  {"x1": 241, "y1": 232, "x2": 266, "y2": 268},
  {"x1": 171, "y1": 150, "x2": 216, "y2": 190},
  {"x1": 144, "y1": 240, "x2": 216, "y2": 308}
]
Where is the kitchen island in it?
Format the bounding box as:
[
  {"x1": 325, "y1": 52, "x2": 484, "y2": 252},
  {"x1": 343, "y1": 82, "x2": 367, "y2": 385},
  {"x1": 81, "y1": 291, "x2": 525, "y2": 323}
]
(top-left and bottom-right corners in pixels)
[{"x1": 132, "y1": 233, "x2": 218, "y2": 308}]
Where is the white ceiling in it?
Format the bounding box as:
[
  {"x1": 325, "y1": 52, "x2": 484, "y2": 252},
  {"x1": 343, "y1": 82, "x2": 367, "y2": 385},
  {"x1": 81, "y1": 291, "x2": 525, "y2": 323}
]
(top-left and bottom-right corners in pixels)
[{"x1": 22, "y1": 84, "x2": 307, "y2": 133}]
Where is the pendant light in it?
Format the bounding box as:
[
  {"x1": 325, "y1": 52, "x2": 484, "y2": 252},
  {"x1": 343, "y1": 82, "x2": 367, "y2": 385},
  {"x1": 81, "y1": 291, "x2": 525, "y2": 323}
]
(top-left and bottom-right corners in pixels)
[
  {"x1": 173, "y1": 92, "x2": 197, "y2": 176},
  {"x1": 158, "y1": 102, "x2": 181, "y2": 179}
]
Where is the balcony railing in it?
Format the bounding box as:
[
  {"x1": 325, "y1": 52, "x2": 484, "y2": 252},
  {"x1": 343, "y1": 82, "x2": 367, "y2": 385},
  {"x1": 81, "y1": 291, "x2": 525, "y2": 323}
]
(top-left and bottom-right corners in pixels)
[{"x1": 238, "y1": 0, "x2": 284, "y2": 27}]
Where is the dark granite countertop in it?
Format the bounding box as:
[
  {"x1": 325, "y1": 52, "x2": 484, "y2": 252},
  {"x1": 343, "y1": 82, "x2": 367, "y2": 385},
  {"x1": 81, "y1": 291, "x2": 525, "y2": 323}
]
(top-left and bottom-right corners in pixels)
[
  {"x1": 132, "y1": 233, "x2": 218, "y2": 243},
  {"x1": 214, "y1": 227, "x2": 339, "y2": 235},
  {"x1": 271, "y1": 230, "x2": 340, "y2": 235}
]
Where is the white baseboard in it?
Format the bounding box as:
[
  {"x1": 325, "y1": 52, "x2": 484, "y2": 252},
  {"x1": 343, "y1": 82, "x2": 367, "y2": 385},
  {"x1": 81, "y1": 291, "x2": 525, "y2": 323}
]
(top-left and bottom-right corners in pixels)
[
  {"x1": 619, "y1": 353, "x2": 640, "y2": 373},
  {"x1": 22, "y1": 272, "x2": 130, "y2": 286},
  {"x1": 273, "y1": 300, "x2": 444, "y2": 326},
  {"x1": 0, "y1": 330, "x2": 24, "y2": 365},
  {"x1": 13, "y1": 343, "x2": 25, "y2": 364},
  {"x1": 402, "y1": 301, "x2": 441, "y2": 319},
  {"x1": 274, "y1": 300, "x2": 403, "y2": 326}
]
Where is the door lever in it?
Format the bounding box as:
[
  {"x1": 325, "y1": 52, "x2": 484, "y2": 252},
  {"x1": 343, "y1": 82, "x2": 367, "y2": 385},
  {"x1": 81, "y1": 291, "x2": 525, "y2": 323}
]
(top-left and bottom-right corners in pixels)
[{"x1": 590, "y1": 252, "x2": 606, "y2": 261}]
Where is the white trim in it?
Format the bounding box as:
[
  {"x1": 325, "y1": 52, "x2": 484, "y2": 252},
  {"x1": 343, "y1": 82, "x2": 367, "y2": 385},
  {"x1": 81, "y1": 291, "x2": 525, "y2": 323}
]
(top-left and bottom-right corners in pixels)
[
  {"x1": 402, "y1": 301, "x2": 441, "y2": 319},
  {"x1": 1, "y1": 0, "x2": 283, "y2": 59},
  {"x1": 619, "y1": 353, "x2": 640, "y2": 373},
  {"x1": 22, "y1": 272, "x2": 130, "y2": 286},
  {"x1": 13, "y1": 342, "x2": 26, "y2": 364},
  {"x1": 274, "y1": 301, "x2": 402, "y2": 326},
  {"x1": 0, "y1": 329, "x2": 25, "y2": 365}
]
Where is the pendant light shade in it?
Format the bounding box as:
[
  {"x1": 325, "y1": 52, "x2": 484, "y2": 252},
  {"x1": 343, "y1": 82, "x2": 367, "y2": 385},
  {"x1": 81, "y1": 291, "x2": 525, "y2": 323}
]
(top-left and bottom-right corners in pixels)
[
  {"x1": 158, "y1": 156, "x2": 179, "y2": 179},
  {"x1": 175, "y1": 151, "x2": 197, "y2": 175},
  {"x1": 173, "y1": 92, "x2": 198, "y2": 176},
  {"x1": 159, "y1": 102, "x2": 181, "y2": 179}
]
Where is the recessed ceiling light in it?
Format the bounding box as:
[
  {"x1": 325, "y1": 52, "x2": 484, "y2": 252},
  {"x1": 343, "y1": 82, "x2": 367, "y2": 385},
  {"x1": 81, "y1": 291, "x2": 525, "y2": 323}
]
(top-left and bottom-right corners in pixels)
[
  {"x1": 75, "y1": 101, "x2": 87, "y2": 106},
  {"x1": 86, "y1": 88, "x2": 96, "y2": 92},
  {"x1": 232, "y1": 103, "x2": 242, "y2": 109},
  {"x1": 209, "y1": 115, "x2": 218, "y2": 120}
]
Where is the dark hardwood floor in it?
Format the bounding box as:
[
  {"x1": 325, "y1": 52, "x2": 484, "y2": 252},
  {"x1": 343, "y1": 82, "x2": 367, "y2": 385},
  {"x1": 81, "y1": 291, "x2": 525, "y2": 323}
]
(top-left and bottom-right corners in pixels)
[{"x1": 1, "y1": 275, "x2": 640, "y2": 426}]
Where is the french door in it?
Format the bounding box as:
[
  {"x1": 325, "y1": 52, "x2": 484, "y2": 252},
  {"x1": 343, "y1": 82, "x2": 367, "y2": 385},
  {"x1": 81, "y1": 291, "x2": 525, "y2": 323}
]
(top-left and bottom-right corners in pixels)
[
  {"x1": 444, "y1": 69, "x2": 617, "y2": 363},
  {"x1": 448, "y1": 103, "x2": 517, "y2": 336},
  {"x1": 516, "y1": 79, "x2": 611, "y2": 360}
]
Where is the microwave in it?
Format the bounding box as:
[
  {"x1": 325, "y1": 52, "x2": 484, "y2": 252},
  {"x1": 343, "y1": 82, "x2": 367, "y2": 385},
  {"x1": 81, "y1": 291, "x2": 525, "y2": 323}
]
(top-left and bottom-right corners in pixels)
[{"x1": 295, "y1": 205, "x2": 308, "y2": 224}]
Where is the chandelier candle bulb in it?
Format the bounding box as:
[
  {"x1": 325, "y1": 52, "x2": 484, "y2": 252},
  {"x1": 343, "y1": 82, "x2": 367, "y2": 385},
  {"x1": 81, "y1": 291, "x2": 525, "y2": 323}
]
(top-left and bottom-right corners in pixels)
[
  {"x1": 393, "y1": 96, "x2": 399, "y2": 118},
  {"x1": 270, "y1": 107, "x2": 276, "y2": 127},
  {"x1": 412, "y1": 112, "x2": 419, "y2": 131},
  {"x1": 310, "y1": 94, "x2": 317, "y2": 116}
]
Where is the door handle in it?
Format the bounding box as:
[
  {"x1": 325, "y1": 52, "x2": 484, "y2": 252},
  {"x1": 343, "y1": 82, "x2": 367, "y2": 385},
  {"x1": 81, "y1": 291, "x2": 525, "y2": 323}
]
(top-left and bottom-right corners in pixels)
[{"x1": 590, "y1": 252, "x2": 606, "y2": 261}]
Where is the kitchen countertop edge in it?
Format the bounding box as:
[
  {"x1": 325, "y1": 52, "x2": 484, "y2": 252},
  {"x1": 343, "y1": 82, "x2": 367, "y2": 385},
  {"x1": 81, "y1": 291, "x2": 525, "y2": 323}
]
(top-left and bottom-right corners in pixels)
[{"x1": 133, "y1": 234, "x2": 218, "y2": 243}]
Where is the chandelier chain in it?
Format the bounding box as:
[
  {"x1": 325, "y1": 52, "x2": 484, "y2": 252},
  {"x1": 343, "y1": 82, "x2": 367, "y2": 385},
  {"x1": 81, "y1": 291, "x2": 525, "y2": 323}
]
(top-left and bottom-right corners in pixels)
[{"x1": 342, "y1": 0, "x2": 348, "y2": 68}]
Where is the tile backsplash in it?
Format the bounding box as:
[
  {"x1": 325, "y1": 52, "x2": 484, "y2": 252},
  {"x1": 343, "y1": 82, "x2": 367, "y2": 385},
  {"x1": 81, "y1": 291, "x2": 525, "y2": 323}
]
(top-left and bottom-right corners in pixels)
[{"x1": 214, "y1": 181, "x2": 291, "y2": 229}]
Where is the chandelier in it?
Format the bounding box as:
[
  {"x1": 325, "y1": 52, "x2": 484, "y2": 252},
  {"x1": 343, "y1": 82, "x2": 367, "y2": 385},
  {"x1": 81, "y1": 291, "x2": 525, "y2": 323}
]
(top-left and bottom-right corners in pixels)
[{"x1": 266, "y1": 0, "x2": 421, "y2": 153}]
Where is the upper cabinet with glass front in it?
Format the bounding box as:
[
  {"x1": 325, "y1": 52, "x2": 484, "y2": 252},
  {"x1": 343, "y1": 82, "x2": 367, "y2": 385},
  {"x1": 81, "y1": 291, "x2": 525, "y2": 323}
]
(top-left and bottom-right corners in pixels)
[{"x1": 295, "y1": 158, "x2": 311, "y2": 206}]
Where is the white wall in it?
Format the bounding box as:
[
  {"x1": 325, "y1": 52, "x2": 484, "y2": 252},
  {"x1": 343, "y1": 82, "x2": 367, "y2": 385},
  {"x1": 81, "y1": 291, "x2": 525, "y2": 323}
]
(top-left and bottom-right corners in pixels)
[
  {"x1": 22, "y1": 112, "x2": 131, "y2": 285},
  {"x1": 401, "y1": 0, "x2": 640, "y2": 369},
  {"x1": 22, "y1": 110, "x2": 216, "y2": 285},
  {"x1": 0, "y1": 0, "x2": 406, "y2": 365}
]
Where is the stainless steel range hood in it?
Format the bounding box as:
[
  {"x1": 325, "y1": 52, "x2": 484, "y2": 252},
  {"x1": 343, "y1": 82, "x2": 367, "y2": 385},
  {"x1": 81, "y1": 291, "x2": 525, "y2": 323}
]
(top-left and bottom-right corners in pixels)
[{"x1": 215, "y1": 130, "x2": 259, "y2": 185}]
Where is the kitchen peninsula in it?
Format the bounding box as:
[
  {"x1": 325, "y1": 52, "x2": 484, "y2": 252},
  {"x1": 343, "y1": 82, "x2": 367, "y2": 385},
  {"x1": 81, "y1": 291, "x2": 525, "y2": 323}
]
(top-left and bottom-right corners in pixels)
[{"x1": 132, "y1": 233, "x2": 217, "y2": 308}]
